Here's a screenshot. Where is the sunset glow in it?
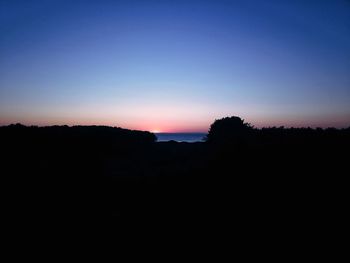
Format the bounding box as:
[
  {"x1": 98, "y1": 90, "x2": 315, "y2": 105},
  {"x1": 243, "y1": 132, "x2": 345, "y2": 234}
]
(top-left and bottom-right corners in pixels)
[{"x1": 0, "y1": 1, "x2": 349, "y2": 131}]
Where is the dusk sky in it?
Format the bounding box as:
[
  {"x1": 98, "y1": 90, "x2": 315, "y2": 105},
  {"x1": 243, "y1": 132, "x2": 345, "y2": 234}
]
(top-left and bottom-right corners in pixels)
[{"x1": 1, "y1": 0, "x2": 349, "y2": 132}]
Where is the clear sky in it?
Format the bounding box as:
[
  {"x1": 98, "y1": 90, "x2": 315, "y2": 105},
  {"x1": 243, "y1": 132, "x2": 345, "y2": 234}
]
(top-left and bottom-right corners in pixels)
[{"x1": 1, "y1": 0, "x2": 349, "y2": 132}]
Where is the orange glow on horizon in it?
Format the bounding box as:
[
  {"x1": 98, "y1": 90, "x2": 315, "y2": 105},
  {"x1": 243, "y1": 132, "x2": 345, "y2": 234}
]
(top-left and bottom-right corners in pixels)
[{"x1": 1, "y1": 110, "x2": 349, "y2": 131}]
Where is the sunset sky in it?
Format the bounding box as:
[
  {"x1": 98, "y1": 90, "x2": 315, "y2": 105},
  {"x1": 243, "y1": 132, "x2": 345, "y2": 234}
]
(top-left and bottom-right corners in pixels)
[{"x1": 1, "y1": 0, "x2": 349, "y2": 132}]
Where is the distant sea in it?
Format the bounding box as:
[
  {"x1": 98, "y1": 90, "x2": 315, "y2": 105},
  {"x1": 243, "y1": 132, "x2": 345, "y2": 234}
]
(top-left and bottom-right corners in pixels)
[{"x1": 156, "y1": 133, "x2": 207, "y2": 142}]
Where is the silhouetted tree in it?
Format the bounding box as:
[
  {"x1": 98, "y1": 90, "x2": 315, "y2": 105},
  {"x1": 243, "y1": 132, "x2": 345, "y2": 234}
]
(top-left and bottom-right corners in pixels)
[{"x1": 206, "y1": 116, "x2": 253, "y2": 144}]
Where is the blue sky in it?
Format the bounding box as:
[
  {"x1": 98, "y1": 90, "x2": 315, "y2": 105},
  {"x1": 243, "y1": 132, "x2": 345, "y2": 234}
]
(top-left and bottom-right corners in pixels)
[{"x1": 1, "y1": 0, "x2": 349, "y2": 131}]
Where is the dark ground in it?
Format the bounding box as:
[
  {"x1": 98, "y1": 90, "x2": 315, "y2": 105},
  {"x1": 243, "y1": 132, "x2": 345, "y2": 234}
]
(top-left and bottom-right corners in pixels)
[{"x1": 1, "y1": 123, "x2": 349, "y2": 236}]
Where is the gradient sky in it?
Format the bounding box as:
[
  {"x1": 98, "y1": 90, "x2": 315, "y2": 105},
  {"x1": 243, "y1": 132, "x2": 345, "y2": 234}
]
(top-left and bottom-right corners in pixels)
[{"x1": 1, "y1": 0, "x2": 349, "y2": 132}]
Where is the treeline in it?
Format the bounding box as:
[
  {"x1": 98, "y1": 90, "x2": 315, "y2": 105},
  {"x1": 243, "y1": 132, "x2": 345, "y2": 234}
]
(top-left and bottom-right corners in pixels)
[{"x1": 206, "y1": 116, "x2": 350, "y2": 148}]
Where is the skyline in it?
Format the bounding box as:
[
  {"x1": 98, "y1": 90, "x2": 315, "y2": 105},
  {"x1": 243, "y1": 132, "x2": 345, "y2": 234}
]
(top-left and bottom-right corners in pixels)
[{"x1": 1, "y1": 0, "x2": 350, "y2": 132}]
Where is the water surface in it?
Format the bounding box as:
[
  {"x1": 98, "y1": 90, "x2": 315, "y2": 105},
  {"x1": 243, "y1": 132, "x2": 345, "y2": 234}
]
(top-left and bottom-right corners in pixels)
[{"x1": 156, "y1": 133, "x2": 206, "y2": 142}]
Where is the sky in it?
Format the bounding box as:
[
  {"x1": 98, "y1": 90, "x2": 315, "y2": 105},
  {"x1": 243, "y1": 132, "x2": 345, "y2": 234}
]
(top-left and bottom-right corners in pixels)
[{"x1": 1, "y1": 0, "x2": 349, "y2": 132}]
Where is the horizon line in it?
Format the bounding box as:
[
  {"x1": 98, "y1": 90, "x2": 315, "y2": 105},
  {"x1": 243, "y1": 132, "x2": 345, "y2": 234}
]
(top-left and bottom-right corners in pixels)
[{"x1": 1, "y1": 122, "x2": 349, "y2": 132}]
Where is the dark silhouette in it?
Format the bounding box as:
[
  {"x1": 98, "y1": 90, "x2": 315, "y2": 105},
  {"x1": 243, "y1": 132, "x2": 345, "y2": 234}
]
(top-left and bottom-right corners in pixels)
[
  {"x1": 206, "y1": 116, "x2": 254, "y2": 148},
  {"x1": 206, "y1": 116, "x2": 253, "y2": 143},
  {"x1": 2, "y1": 117, "x2": 349, "y2": 228}
]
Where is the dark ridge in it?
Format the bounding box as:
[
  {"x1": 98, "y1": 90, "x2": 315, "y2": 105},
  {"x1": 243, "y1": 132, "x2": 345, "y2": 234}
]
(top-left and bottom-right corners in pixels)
[{"x1": 2, "y1": 117, "x2": 349, "y2": 230}]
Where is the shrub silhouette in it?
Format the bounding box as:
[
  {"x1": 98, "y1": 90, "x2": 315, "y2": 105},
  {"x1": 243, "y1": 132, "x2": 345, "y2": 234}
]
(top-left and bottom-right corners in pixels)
[{"x1": 206, "y1": 116, "x2": 253, "y2": 144}]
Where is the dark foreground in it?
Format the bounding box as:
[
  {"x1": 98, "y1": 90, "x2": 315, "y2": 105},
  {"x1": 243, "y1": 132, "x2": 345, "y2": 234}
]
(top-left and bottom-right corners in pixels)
[{"x1": 2, "y1": 122, "x2": 349, "y2": 234}]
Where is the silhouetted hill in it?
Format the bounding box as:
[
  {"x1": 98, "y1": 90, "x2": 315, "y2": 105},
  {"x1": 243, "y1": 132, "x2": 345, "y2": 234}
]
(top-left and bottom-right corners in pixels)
[
  {"x1": 2, "y1": 118, "x2": 349, "y2": 229},
  {"x1": 1, "y1": 124, "x2": 156, "y2": 151}
]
